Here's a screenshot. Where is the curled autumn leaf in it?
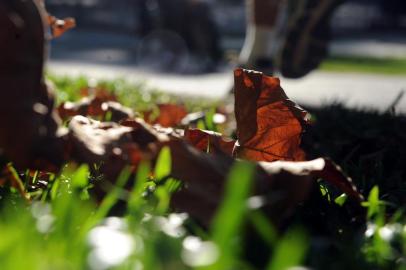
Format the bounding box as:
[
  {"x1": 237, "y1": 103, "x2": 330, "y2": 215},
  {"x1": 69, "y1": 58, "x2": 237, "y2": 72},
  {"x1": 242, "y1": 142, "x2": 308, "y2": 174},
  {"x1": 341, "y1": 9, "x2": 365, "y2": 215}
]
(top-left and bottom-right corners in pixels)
[
  {"x1": 170, "y1": 155, "x2": 362, "y2": 227},
  {"x1": 167, "y1": 138, "x2": 313, "y2": 227},
  {"x1": 184, "y1": 128, "x2": 235, "y2": 156},
  {"x1": 67, "y1": 116, "x2": 171, "y2": 181},
  {"x1": 48, "y1": 16, "x2": 76, "y2": 38},
  {"x1": 35, "y1": 0, "x2": 75, "y2": 38},
  {"x1": 67, "y1": 116, "x2": 168, "y2": 164},
  {"x1": 259, "y1": 158, "x2": 364, "y2": 202},
  {"x1": 58, "y1": 96, "x2": 134, "y2": 122},
  {"x1": 144, "y1": 103, "x2": 188, "y2": 127},
  {"x1": 67, "y1": 115, "x2": 136, "y2": 164},
  {"x1": 233, "y1": 68, "x2": 309, "y2": 162}
]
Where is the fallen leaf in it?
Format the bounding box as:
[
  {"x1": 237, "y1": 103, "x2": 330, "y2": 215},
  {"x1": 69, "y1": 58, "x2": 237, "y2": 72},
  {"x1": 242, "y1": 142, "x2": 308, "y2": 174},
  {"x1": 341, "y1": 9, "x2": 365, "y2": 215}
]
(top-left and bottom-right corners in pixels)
[
  {"x1": 233, "y1": 68, "x2": 309, "y2": 162},
  {"x1": 79, "y1": 87, "x2": 118, "y2": 102},
  {"x1": 67, "y1": 116, "x2": 134, "y2": 163},
  {"x1": 259, "y1": 158, "x2": 364, "y2": 202},
  {"x1": 184, "y1": 128, "x2": 235, "y2": 155},
  {"x1": 167, "y1": 138, "x2": 313, "y2": 227},
  {"x1": 58, "y1": 97, "x2": 134, "y2": 122},
  {"x1": 67, "y1": 116, "x2": 170, "y2": 181},
  {"x1": 144, "y1": 104, "x2": 188, "y2": 127},
  {"x1": 47, "y1": 16, "x2": 75, "y2": 38}
]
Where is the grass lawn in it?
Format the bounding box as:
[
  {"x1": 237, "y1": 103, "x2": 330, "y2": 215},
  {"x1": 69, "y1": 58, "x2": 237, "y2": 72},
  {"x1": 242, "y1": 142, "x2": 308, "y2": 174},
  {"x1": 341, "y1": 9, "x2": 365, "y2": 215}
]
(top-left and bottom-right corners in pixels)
[
  {"x1": 320, "y1": 56, "x2": 406, "y2": 75},
  {"x1": 0, "y1": 74, "x2": 406, "y2": 270}
]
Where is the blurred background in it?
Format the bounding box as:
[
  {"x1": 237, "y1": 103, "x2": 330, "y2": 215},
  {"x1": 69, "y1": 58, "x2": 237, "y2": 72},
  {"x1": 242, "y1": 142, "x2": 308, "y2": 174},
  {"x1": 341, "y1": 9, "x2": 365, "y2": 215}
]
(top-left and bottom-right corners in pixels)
[{"x1": 47, "y1": 0, "x2": 406, "y2": 111}]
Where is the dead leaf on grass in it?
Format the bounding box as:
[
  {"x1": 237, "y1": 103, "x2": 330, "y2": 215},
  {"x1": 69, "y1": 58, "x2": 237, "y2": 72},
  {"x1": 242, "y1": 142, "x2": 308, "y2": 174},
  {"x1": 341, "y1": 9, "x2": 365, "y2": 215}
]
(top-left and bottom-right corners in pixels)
[
  {"x1": 184, "y1": 128, "x2": 235, "y2": 155},
  {"x1": 58, "y1": 97, "x2": 134, "y2": 122},
  {"x1": 233, "y1": 68, "x2": 309, "y2": 162},
  {"x1": 259, "y1": 158, "x2": 364, "y2": 202},
  {"x1": 144, "y1": 104, "x2": 188, "y2": 127}
]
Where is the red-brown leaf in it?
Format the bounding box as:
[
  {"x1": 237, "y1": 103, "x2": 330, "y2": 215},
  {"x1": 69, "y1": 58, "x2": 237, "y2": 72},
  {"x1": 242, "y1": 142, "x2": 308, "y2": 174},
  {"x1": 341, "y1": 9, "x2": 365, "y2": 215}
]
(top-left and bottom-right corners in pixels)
[
  {"x1": 79, "y1": 87, "x2": 118, "y2": 102},
  {"x1": 184, "y1": 128, "x2": 235, "y2": 156},
  {"x1": 58, "y1": 97, "x2": 134, "y2": 122},
  {"x1": 259, "y1": 158, "x2": 364, "y2": 201},
  {"x1": 233, "y1": 68, "x2": 309, "y2": 162},
  {"x1": 144, "y1": 104, "x2": 188, "y2": 127},
  {"x1": 48, "y1": 16, "x2": 76, "y2": 38}
]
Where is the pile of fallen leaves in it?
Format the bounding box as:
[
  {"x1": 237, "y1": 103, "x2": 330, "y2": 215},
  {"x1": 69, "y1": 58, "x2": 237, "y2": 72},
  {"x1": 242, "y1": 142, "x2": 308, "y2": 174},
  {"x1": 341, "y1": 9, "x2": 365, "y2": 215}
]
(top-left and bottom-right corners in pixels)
[
  {"x1": 63, "y1": 68, "x2": 367, "y2": 226},
  {"x1": 0, "y1": 0, "x2": 366, "y2": 228}
]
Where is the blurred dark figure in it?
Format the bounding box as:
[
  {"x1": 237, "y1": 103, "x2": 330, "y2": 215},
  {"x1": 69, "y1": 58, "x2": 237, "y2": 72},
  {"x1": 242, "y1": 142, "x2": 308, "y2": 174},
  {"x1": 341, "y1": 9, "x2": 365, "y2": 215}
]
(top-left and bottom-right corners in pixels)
[
  {"x1": 239, "y1": 0, "x2": 344, "y2": 78},
  {"x1": 380, "y1": 0, "x2": 406, "y2": 28},
  {"x1": 136, "y1": 0, "x2": 222, "y2": 72}
]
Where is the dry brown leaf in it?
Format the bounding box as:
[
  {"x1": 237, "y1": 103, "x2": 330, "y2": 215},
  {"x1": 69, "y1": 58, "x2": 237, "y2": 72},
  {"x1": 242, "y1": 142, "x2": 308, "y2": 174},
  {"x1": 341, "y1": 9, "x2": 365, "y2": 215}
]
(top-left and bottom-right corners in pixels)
[
  {"x1": 47, "y1": 15, "x2": 75, "y2": 38},
  {"x1": 79, "y1": 87, "x2": 118, "y2": 102},
  {"x1": 184, "y1": 128, "x2": 235, "y2": 155},
  {"x1": 259, "y1": 158, "x2": 364, "y2": 202},
  {"x1": 58, "y1": 97, "x2": 134, "y2": 122},
  {"x1": 166, "y1": 138, "x2": 314, "y2": 227},
  {"x1": 144, "y1": 104, "x2": 188, "y2": 127},
  {"x1": 233, "y1": 68, "x2": 309, "y2": 162},
  {"x1": 52, "y1": 17, "x2": 75, "y2": 38},
  {"x1": 67, "y1": 116, "x2": 170, "y2": 181},
  {"x1": 67, "y1": 116, "x2": 166, "y2": 164}
]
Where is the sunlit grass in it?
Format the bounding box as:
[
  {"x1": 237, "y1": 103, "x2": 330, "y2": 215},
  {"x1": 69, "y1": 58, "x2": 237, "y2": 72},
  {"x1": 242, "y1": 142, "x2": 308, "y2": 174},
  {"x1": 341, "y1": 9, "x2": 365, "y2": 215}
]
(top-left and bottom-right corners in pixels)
[{"x1": 321, "y1": 56, "x2": 406, "y2": 75}]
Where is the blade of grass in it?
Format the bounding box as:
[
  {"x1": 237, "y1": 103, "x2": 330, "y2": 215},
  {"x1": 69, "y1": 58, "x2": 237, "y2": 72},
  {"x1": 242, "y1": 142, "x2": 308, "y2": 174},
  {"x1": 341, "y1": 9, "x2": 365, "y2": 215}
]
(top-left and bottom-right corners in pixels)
[
  {"x1": 267, "y1": 227, "x2": 309, "y2": 270},
  {"x1": 208, "y1": 161, "x2": 256, "y2": 269}
]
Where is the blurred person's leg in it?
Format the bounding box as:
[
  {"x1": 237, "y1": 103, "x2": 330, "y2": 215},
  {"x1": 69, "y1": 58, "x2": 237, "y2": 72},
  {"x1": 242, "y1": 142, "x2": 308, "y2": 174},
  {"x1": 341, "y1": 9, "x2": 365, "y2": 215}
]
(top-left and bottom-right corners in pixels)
[
  {"x1": 239, "y1": 0, "x2": 287, "y2": 75},
  {"x1": 136, "y1": 0, "x2": 153, "y2": 37},
  {"x1": 239, "y1": 0, "x2": 343, "y2": 78},
  {"x1": 185, "y1": 1, "x2": 223, "y2": 68}
]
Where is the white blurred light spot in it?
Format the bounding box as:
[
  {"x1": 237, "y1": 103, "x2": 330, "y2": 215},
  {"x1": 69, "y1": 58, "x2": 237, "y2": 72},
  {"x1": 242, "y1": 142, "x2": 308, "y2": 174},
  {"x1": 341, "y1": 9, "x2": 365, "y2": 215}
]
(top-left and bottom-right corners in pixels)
[
  {"x1": 365, "y1": 223, "x2": 376, "y2": 238},
  {"x1": 31, "y1": 202, "x2": 51, "y2": 218},
  {"x1": 31, "y1": 202, "x2": 54, "y2": 234},
  {"x1": 63, "y1": 101, "x2": 76, "y2": 110},
  {"x1": 88, "y1": 78, "x2": 98, "y2": 88},
  {"x1": 379, "y1": 226, "x2": 394, "y2": 241},
  {"x1": 182, "y1": 236, "x2": 219, "y2": 267},
  {"x1": 101, "y1": 102, "x2": 109, "y2": 111},
  {"x1": 133, "y1": 260, "x2": 144, "y2": 270},
  {"x1": 141, "y1": 213, "x2": 152, "y2": 223},
  {"x1": 247, "y1": 196, "x2": 266, "y2": 209},
  {"x1": 104, "y1": 217, "x2": 128, "y2": 231},
  {"x1": 33, "y1": 103, "x2": 48, "y2": 115},
  {"x1": 155, "y1": 213, "x2": 188, "y2": 238},
  {"x1": 87, "y1": 224, "x2": 134, "y2": 270},
  {"x1": 36, "y1": 214, "x2": 55, "y2": 234},
  {"x1": 213, "y1": 113, "x2": 226, "y2": 124}
]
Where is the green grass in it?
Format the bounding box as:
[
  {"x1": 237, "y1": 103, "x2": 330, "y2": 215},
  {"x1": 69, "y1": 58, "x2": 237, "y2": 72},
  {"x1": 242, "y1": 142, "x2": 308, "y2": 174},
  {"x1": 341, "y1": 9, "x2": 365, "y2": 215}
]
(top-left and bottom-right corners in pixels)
[
  {"x1": 320, "y1": 56, "x2": 406, "y2": 75},
  {"x1": 1, "y1": 75, "x2": 406, "y2": 270},
  {"x1": 47, "y1": 73, "x2": 220, "y2": 112}
]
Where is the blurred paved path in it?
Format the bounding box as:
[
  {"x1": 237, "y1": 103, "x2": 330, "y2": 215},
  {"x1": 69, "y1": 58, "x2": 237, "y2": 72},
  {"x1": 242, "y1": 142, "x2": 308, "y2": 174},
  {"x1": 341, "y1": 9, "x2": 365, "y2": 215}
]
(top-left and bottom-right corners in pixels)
[
  {"x1": 48, "y1": 60, "x2": 406, "y2": 114},
  {"x1": 48, "y1": 30, "x2": 406, "y2": 113}
]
